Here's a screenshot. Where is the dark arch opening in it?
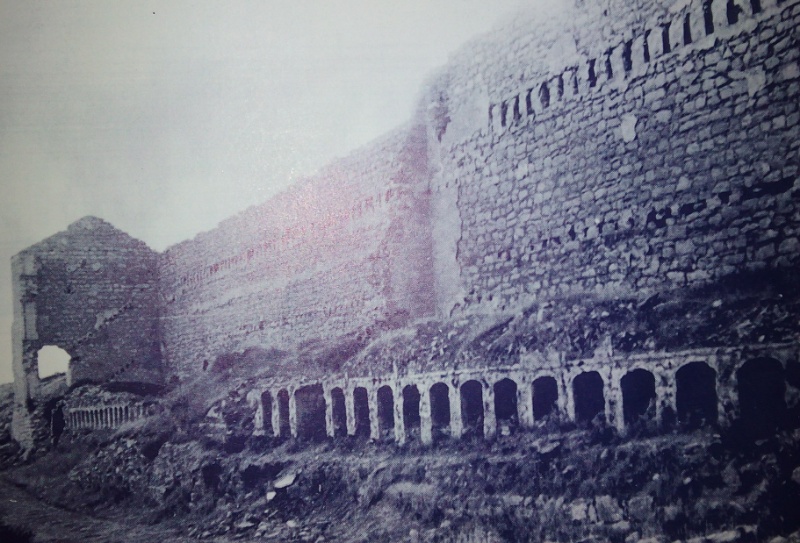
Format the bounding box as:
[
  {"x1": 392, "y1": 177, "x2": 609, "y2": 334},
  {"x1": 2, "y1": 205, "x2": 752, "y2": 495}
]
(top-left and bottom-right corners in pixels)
[
  {"x1": 295, "y1": 384, "x2": 326, "y2": 441},
  {"x1": 377, "y1": 385, "x2": 395, "y2": 440},
  {"x1": 494, "y1": 378, "x2": 518, "y2": 435},
  {"x1": 460, "y1": 380, "x2": 484, "y2": 438},
  {"x1": 574, "y1": 372, "x2": 605, "y2": 424},
  {"x1": 532, "y1": 376, "x2": 558, "y2": 421},
  {"x1": 402, "y1": 385, "x2": 421, "y2": 441},
  {"x1": 353, "y1": 387, "x2": 370, "y2": 438},
  {"x1": 430, "y1": 383, "x2": 451, "y2": 441},
  {"x1": 331, "y1": 387, "x2": 347, "y2": 438},
  {"x1": 277, "y1": 389, "x2": 291, "y2": 437},
  {"x1": 737, "y1": 358, "x2": 786, "y2": 437},
  {"x1": 676, "y1": 362, "x2": 717, "y2": 429},
  {"x1": 621, "y1": 369, "x2": 656, "y2": 428},
  {"x1": 261, "y1": 390, "x2": 273, "y2": 436}
]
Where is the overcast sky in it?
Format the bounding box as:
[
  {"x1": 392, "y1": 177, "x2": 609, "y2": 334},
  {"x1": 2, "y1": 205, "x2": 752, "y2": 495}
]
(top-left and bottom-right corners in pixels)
[{"x1": 0, "y1": 0, "x2": 573, "y2": 384}]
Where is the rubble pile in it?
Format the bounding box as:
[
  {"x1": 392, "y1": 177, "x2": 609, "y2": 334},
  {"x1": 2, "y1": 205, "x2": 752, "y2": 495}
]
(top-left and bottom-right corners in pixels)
[{"x1": 5, "y1": 414, "x2": 799, "y2": 542}]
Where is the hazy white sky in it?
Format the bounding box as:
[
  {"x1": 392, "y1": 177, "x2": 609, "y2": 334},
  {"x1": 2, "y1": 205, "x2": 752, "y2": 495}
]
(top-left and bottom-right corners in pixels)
[{"x1": 0, "y1": 0, "x2": 567, "y2": 384}]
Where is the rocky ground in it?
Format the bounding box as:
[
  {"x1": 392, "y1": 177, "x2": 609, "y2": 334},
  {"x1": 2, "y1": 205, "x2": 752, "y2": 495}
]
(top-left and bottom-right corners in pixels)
[{"x1": 1, "y1": 411, "x2": 799, "y2": 542}]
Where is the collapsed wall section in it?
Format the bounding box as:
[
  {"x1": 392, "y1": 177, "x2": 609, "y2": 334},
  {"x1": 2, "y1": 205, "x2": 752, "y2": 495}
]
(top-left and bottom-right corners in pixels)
[
  {"x1": 159, "y1": 122, "x2": 434, "y2": 379},
  {"x1": 11, "y1": 217, "x2": 161, "y2": 447},
  {"x1": 427, "y1": 0, "x2": 800, "y2": 314}
]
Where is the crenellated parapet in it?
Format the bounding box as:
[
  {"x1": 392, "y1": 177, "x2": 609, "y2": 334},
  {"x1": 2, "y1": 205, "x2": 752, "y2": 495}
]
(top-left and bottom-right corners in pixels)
[
  {"x1": 488, "y1": 0, "x2": 795, "y2": 132},
  {"x1": 428, "y1": 0, "x2": 799, "y2": 315}
]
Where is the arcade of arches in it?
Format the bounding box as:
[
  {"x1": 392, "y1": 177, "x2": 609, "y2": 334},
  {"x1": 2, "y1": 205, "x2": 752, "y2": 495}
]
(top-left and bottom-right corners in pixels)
[
  {"x1": 226, "y1": 348, "x2": 799, "y2": 445},
  {"x1": 60, "y1": 348, "x2": 798, "y2": 445}
]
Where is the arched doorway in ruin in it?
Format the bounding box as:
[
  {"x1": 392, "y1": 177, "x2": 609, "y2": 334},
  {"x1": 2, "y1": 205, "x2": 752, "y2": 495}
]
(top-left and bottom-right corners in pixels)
[
  {"x1": 573, "y1": 371, "x2": 604, "y2": 424},
  {"x1": 277, "y1": 389, "x2": 291, "y2": 437},
  {"x1": 261, "y1": 390, "x2": 273, "y2": 436},
  {"x1": 493, "y1": 378, "x2": 518, "y2": 435},
  {"x1": 331, "y1": 387, "x2": 347, "y2": 438},
  {"x1": 460, "y1": 380, "x2": 484, "y2": 438},
  {"x1": 36, "y1": 345, "x2": 71, "y2": 381},
  {"x1": 353, "y1": 387, "x2": 370, "y2": 438},
  {"x1": 295, "y1": 384, "x2": 326, "y2": 441},
  {"x1": 430, "y1": 382, "x2": 451, "y2": 441},
  {"x1": 737, "y1": 357, "x2": 786, "y2": 437},
  {"x1": 621, "y1": 369, "x2": 656, "y2": 429},
  {"x1": 402, "y1": 385, "x2": 421, "y2": 441},
  {"x1": 676, "y1": 362, "x2": 717, "y2": 429},
  {"x1": 377, "y1": 385, "x2": 395, "y2": 440},
  {"x1": 532, "y1": 375, "x2": 558, "y2": 421}
]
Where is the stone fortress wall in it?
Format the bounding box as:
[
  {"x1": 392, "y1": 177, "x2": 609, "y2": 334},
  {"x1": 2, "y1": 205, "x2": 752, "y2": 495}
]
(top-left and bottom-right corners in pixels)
[
  {"x1": 158, "y1": 121, "x2": 435, "y2": 379},
  {"x1": 9, "y1": 0, "x2": 800, "y2": 448},
  {"x1": 427, "y1": 0, "x2": 799, "y2": 314}
]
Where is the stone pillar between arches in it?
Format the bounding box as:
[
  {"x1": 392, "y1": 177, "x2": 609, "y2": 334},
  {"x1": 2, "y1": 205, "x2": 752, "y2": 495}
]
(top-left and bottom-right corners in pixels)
[
  {"x1": 394, "y1": 385, "x2": 406, "y2": 444},
  {"x1": 288, "y1": 388, "x2": 298, "y2": 438},
  {"x1": 247, "y1": 390, "x2": 264, "y2": 436},
  {"x1": 323, "y1": 387, "x2": 335, "y2": 438},
  {"x1": 656, "y1": 367, "x2": 676, "y2": 428},
  {"x1": 607, "y1": 372, "x2": 624, "y2": 433},
  {"x1": 345, "y1": 387, "x2": 356, "y2": 436},
  {"x1": 518, "y1": 380, "x2": 534, "y2": 428},
  {"x1": 483, "y1": 382, "x2": 496, "y2": 439},
  {"x1": 271, "y1": 393, "x2": 281, "y2": 438},
  {"x1": 563, "y1": 374, "x2": 576, "y2": 422},
  {"x1": 449, "y1": 383, "x2": 463, "y2": 438},
  {"x1": 369, "y1": 388, "x2": 380, "y2": 440}
]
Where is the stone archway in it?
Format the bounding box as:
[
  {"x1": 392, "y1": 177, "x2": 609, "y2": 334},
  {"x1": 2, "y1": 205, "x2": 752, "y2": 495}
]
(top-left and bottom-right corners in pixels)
[
  {"x1": 493, "y1": 378, "x2": 518, "y2": 435},
  {"x1": 377, "y1": 385, "x2": 395, "y2": 440},
  {"x1": 331, "y1": 387, "x2": 347, "y2": 438},
  {"x1": 460, "y1": 380, "x2": 484, "y2": 438},
  {"x1": 402, "y1": 385, "x2": 421, "y2": 441},
  {"x1": 573, "y1": 371, "x2": 604, "y2": 424},
  {"x1": 621, "y1": 369, "x2": 656, "y2": 428},
  {"x1": 353, "y1": 387, "x2": 370, "y2": 438},
  {"x1": 737, "y1": 357, "x2": 786, "y2": 436},
  {"x1": 532, "y1": 376, "x2": 558, "y2": 420},
  {"x1": 430, "y1": 382, "x2": 451, "y2": 440},
  {"x1": 295, "y1": 384, "x2": 326, "y2": 441},
  {"x1": 277, "y1": 389, "x2": 291, "y2": 437},
  {"x1": 676, "y1": 362, "x2": 717, "y2": 429},
  {"x1": 261, "y1": 390, "x2": 273, "y2": 436}
]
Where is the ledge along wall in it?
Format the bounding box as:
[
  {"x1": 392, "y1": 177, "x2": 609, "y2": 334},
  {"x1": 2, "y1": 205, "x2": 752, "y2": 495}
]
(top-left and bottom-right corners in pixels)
[
  {"x1": 10, "y1": 217, "x2": 162, "y2": 447},
  {"x1": 158, "y1": 120, "x2": 435, "y2": 379},
  {"x1": 427, "y1": 0, "x2": 800, "y2": 314}
]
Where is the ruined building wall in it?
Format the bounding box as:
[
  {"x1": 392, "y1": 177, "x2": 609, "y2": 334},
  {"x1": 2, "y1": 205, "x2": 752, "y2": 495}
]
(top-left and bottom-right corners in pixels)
[
  {"x1": 11, "y1": 217, "x2": 161, "y2": 446},
  {"x1": 427, "y1": 0, "x2": 800, "y2": 314},
  {"x1": 158, "y1": 121, "x2": 435, "y2": 378}
]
